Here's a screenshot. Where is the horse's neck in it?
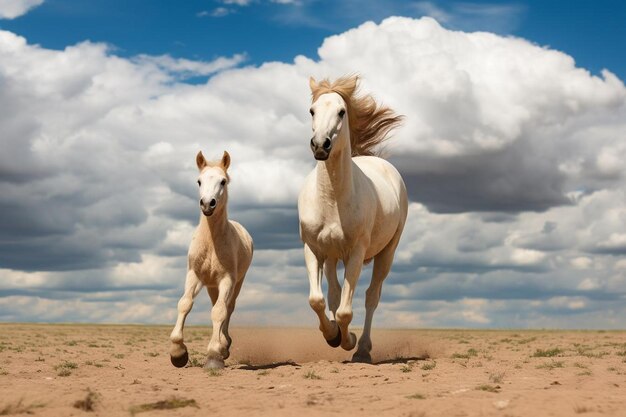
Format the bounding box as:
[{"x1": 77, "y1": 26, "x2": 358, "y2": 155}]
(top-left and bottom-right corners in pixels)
[
  {"x1": 316, "y1": 146, "x2": 354, "y2": 205},
  {"x1": 199, "y1": 207, "x2": 229, "y2": 241}
]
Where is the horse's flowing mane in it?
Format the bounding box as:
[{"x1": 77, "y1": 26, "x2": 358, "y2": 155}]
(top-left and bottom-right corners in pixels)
[{"x1": 310, "y1": 75, "x2": 404, "y2": 158}]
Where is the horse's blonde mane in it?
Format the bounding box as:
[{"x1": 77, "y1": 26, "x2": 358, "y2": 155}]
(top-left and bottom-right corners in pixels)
[{"x1": 310, "y1": 75, "x2": 404, "y2": 158}]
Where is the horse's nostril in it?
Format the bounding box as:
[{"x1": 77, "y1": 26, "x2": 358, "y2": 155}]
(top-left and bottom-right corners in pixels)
[
  {"x1": 310, "y1": 138, "x2": 315, "y2": 148},
  {"x1": 199, "y1": 198, "x2": 204, "y2": 206},
  {"x1": 209, "y1": 199, "x2": 217, "y2": 208},
  {"x1": 323, "y1": 138, "x2": 332, "y2": 150}
]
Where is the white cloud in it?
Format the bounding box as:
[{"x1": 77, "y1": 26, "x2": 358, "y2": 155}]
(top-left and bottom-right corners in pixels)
[
  {"x1": 1, "y1": 17, "x2": 626, "y2": 328},
  {"x1": 0, "y1": 0, "x2": 43, "y2": 19},
  {"x1": 133, "y1": 53, "x2": 247, "y2": 78}
]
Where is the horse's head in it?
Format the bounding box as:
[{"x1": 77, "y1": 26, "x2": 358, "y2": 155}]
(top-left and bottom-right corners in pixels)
[
  {"x1": 195, "y1": 150, "x2": 230, "y2": 217},
  {"x1": 308, "y1": 76, "x2": 356, "y2": 161}
]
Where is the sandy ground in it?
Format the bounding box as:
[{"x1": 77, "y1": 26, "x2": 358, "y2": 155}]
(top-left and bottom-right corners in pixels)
[{"x1": 1, "y1": 324, "x2": 625, "y2": 416}]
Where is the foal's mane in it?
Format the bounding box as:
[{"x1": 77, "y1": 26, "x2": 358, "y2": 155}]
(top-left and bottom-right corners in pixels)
[{"x1": 311, "y1": 75, "x2": 404, "y2": 158}]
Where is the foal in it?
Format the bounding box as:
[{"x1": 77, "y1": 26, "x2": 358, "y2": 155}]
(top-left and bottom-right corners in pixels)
[{"x1": 169, "y1": 151, "x2": 253, "y2": 369}]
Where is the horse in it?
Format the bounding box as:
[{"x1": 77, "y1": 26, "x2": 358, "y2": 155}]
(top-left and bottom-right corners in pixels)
[
  {"x1": 298, "y1": 75, "x2": 408, "y2": 363},
  {"x1": 169, "y1": 150, "x2": 253, "y2": 369}
]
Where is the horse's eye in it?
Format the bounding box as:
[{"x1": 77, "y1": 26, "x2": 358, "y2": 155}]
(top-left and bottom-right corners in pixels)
[
  {"x1": 197, "y1": 180, "x2": 201, "y2": 186},
  {"x1": 338, "y1": 109, "x2": 345, "y2": 118},
  {"x1": 309, "y1": 109, "x2": 315, "y2": 116},
  {"x1": 221, "y1": 179, "x2": 226, "y2": 186}
]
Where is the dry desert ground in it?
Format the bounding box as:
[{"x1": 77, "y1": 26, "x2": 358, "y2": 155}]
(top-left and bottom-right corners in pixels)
[{"x1": 1, "y1": 324, "x2": 625, "y2": 416}]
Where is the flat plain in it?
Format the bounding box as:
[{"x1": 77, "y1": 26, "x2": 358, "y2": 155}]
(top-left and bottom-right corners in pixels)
[{"x1": 1, "y1": 324, "x2": 625, "y2": 416}]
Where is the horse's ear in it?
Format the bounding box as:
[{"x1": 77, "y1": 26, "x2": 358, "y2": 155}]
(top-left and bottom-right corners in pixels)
[
  {"x1": 196, "y1": 151, "x2": 207, "y2": 171},
  {"x1": 221, "y1": 151, "x2": 231, "y2": 171},
  {"x1": 309, "y1": 76, "x2": 318, "y2": 92}
]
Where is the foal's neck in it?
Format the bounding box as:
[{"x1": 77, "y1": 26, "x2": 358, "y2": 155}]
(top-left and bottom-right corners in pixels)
[{"x1": 200, "y1": 206, "x2": 229, "y2": 240}]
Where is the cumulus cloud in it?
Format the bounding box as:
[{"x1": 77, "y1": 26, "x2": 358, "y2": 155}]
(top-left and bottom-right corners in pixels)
[
  {"x1": 0, "y1": 0, "x2": 43, "y2": 19},
  {"x1": 0, "y1": 17, "x2": 625, "y2": 328}
]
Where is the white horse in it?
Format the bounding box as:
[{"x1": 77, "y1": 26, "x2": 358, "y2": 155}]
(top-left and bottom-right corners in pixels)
[
  {"x1": 169, "y1": 150, "x2": 253, "y2": 369},
  {"x1": 298, "y1": 75, "x2": 408, "y2": 363}
]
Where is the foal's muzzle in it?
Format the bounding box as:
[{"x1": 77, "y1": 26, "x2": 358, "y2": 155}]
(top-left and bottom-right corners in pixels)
[
  {"x1": 311, "y1": 137, "x2": 332, "y2": 160},
  {"x1": 200, "y1": 198, "x2": 217, "y2": 216}
]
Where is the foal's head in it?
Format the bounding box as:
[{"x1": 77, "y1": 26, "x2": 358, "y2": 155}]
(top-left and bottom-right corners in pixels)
[
  {"x1": 196, "y1": 150, "x2": 230, "y2": 217},
  {"x1": 308, "y1": 76, "x2": 355, "y2": 161}
]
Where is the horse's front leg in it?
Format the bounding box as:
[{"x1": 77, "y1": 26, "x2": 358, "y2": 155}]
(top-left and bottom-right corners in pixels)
[
  {"x1": 336, "y1": 245, "x2": 366, "y2": 351},
  {"x1": 169, "y1": 270, "x2": 204, "y2": 368},
  {"x1": 305, "y1": 244, "x2": 340, "y2": 346},
  {"x1": 205, "y1": 277, "x2": 234, "y2": 369}
]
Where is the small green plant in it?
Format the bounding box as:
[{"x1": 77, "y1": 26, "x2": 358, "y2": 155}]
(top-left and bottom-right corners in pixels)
[
  {"x1": 330, "y1": 367, "x2": 339, "y2": 373},
  {"x1": 400, "y1": 365, "x2": 412, "y2": 373},
  {"x1": 112, "y1": 353, "x2": 125, "y2": 359},
  {"x1": 54, "y1": 361, "x2": 78, "y2": 377},
  {"x1": 406, "y1": 393, "x2": 425, "y2": 399},
  {"x1": 258, "y1": 370, "x2": 269, "y2": 376},
  {"x1": 206, "y1": 368, "x2": 222, "y2": 377},
  {"x1": 144, "y1": 352, "x2": 159, "y2": 357},
  {"x1": 303, "y1": 370, "x2": 321, "y2": 380}
]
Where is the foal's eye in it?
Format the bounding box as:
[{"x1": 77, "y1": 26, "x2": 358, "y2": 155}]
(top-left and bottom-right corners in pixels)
[
  {"x1": 309, "y1": 109, "x2": 315, "y2": 116},
  {"x1": 338, "y1": 109, "x2": 345, "y2": 118},
  {"x1": 220, "y1": 179, "x2": 226, "y2": 186},
  {"x1": 197, "y1": 180, "x2": 201, "y2": 186}
]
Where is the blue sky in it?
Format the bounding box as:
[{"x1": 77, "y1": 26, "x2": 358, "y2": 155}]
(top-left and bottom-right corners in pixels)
[
  {"x1": 2, "y1": 0, "x2": 625, "y2": 80},
  {"x1": 1, "y1": 1, "x2": 626, "y2": 329}
]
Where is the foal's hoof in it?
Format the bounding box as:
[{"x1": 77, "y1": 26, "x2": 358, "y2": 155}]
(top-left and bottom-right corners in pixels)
[
  {"x1": 204, "y1": 358, "x2": 225, "y2": 370},
  {"x1": 170, "y1": 350, "x2": 189, "y2": 368},
  {"x1": 351, "y1": 351, "x2": 372, "y2": 364},
  {"x1": 325, "y1": 324, "x2": 342, "y2": 348}
]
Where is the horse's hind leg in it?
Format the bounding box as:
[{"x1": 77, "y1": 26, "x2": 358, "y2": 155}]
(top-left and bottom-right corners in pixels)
[
  {"x1": 352, "y1": 233, "x2": 402, "y2": 363},
  {"x1": 169, "y1": 270, "x2": 203, "y2": 368}
]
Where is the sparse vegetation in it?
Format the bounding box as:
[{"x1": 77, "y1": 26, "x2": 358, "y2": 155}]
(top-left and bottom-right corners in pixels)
[
  {"x1": 400, "y1": 364, "x2": 412, "y2": 373},
  {"x1": 0, "y1": 399, "x2": 45, "y2": 415},
  {"x1": 406, "y1": 393, "x2": 425, "y2": 399},
  {"x1": 536, "y1": 361, "x2": 564, "y2": 370},
  {"x1": 303, "y1": 370, "x2": 321, "y2": 380},
  {"x1": 452, "y1": 348, "x2": 479, "y2": 359},
  {"x1": 532, "y1": 348, "x2": 562, "y2": 357},
  {"x1": 129, "y1": 397, "x2": 198, "y2": 415},
  {"x1": 489, "y1": 371, "x2": 505, "y2": 383},
  {"x1": 574, "y1": 405, "x2": 592, "y2": 414},
  {"x1": 475, "y1": 384, "x2": 500, "y2": 393},
  {"x1": 73, "y1": 389, "x2": 99, "y2": 412},
  {"x1": 205, "y1": 368, "x2": 222, "y2": 377},
  {"x1": 421, "y1": 361, "x2": 436, "y2": 371},
  {"x1": 54, "y1": 361, "x2": 78, "y2": 377}
]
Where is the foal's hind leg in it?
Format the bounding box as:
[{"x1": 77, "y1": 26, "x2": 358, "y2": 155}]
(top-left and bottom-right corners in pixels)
[
  {"x1": 170, "y1": 270, "x2": 203, "y2": 368},
  {"x1": 352, "y1": 234, "x2": 402, "y2": 363}
]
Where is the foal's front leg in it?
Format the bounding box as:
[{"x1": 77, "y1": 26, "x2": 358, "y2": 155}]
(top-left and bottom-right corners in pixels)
[
  {"x1": 170, "y1": 270, "x2": 204, "y2": 368},
  {"x1": 304, "y1": 244, "x2": 340, "y2": 346},
  {"x1": 205, "y1": 277, "x2": 234, "y2": 369}
]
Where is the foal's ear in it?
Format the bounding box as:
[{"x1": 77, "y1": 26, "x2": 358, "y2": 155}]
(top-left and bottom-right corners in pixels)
[
  {"x1": 220, "y1": 151, "x2": 231, "y2": 171},
  {"x1": 309, "y1": 76, "x2": 318, "y2": 92},
  {"x1": 196, "y1": 151, "x2": 207, "y2": 171}
]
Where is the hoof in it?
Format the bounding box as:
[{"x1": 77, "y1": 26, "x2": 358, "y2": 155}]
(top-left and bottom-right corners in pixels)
[
  {"x1": 341, "y1": 332, "x2": 357, "y2": 351},
  {"x1": 204, "y1": 358, "x2": 225, "y2": 370},
  {"x1": 170, "y1": 350, "x2": 189, "y2": 368},
  {"x1": 351, "y1": 351, "x2": 372, "y2": 364},
  {"x1": 325, "y1": 323, "x2": 342, "y2": 348}
]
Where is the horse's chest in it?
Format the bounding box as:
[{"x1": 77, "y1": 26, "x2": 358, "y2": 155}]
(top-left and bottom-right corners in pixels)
[{"x1": 317, "y1": 222, "x2": 348, "y2": 247}]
